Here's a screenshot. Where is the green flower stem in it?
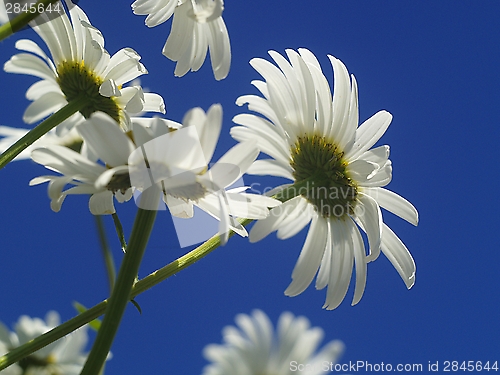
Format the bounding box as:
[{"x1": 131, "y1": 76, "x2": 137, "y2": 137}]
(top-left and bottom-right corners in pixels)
[
  {"x1": 0, "y1": 0, "x2": 59, "y2": 41},
  {"x1": 0, "y1": 181, "x2": 310, "y2": 372},
  {"x1": 0, "y1": 96, "x2": 88, "y2": 170},
  {"x1": 94, "y1": 215, "x2": 116, "y2": 293},
  {"x1": 80, "y1": 208, "x2": 157, "y2": 375}
]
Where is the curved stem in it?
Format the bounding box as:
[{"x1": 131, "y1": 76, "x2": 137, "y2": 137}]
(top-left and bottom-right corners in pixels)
[
  {"x1": 0, "y1": 96, "x2": 88, "y2": 170},
  {"x1": 0, "y1": 0, "x2": 59, "y2": 41},
  {"x1": 80, "y1": 208, "x2": 157, "y2": 375}
]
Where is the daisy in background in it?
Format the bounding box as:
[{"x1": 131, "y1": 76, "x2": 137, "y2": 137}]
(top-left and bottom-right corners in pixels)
[
  {"x1": 132, "y1": 0, "x2": 231, "y2": 80},
  {"x1": 232, "y1": 49, "x2": 418, "y2": 309},
  {"x1": 0, "y1": 311, "x2": 88, "y2": 375},
  {"x1": 202, "y1": 309, "x2": 344, "y2": 375},
  {"x1": 3, "y1": 0, "x2": 165, "y2": 137}
]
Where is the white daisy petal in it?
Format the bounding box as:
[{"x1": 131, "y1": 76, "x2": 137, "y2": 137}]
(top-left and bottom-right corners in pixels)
[
  {"x1": 203, "y1": 141, "x2": 258, "y2": 190},
  {"x1": 345, "y1": 110, "x2": 393, "y2": 161},
  {"x1": 364, "y1": 187, "x2": 419, "y2": 226},
  {"x1": 285, "y1": 215, "x2": 327, "y2": 297},
  {"x1": 89, "y1": 190, "x2": 115, "y2": 215},
  {"x1": 23, "y1": 92, "x2": 66, "y2": 124},
  {"x1": 381, "y1": 224, "x2": 416, "y2": 289},
  {"x1": 4, "y1": 53, "x2": 56, "y2": 81},
  {"x1": 247, "y1": 159, "x2": 294, "y2": 180},
  {"x1": 355, "y1": 193, "x2": 382, "y2": 262},
  {"x1": 76, "y1": 112, "x2": 136, "y2": 167},
  {"x1": 249, "y1": 199, "x2": 294, "y2": 243},
  {"x1": 349, "y1": 219, "x2": 368, "y2": 306}
]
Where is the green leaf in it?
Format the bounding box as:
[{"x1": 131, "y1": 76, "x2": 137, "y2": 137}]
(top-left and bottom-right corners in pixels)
[
  {"x1": 73, "y1": 302, "x2": 102, "y2": 331},
  {"x1": 130, "y1": 299, "x2": 142, "y2": 315}
]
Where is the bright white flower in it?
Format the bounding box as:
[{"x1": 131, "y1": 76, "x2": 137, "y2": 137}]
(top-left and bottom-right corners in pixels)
[
  {"x1": 132, "y1": 0, "x2": 231, "y2": 80},
  {"x1": 4, "y1": 0, "x2": 165, "y2": 136},
  {"x1": 0, "y1": 125, "x2": 82, "y2": 161},
  {"x1": 130, "y1": 104, "x2": 280, "y2": 244},
  {"x1": 0, "y1": 311, "x2": 88, "y2": 375},
  {"x1": 202, "y1": 309, "x2": 344, "y2": 375},
  {"x1": 29, "y1": 111, "x2": 179, "y2": 214},
  {"x1": 232, "y1": 49, "x2": 418, "y2": 309}
]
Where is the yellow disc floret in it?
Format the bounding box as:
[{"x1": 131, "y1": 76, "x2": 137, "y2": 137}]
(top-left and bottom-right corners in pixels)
[
  {"x1": 290, "y1": 134, "x2": 358, "y2": 218},
  {"x1": 57, "y1": 61, "x2": 121, "y2": 122}
]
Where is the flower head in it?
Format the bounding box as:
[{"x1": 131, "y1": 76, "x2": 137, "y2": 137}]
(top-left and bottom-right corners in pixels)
[
  {"x1": 202, "y1": 309, "x2": 344, "y2": 375},
  {"x1": 4, "y1": 0, "x2": 165, "y2": 135},
  {"x1": 232, "y1": 49, "x2": 418, "y2": 309},
  {"x1": 129, "y1": 104, "x2": 280, "y2": 244},
  {"x1": 0, "y1": 311, "x2": 88, "y2": 375},
  {"x1": 29, "y1": 111, "x2": 179, "y2": 214},
  {"x1": 132, "y1": 0, "x2": 231, "y2": 80}
]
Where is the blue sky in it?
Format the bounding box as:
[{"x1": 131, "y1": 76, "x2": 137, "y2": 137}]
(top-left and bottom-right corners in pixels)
[{"x1": 0, "y1": 1, "x2": 499, "y2": 374}]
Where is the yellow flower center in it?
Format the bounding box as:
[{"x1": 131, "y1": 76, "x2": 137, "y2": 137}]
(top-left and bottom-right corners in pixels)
[
  {"x1": 290, "y1": 134, "x2": 358, "y2": 218},
  {"x1": 57, "y1": 61, "x2": 121, "y2": 122}
]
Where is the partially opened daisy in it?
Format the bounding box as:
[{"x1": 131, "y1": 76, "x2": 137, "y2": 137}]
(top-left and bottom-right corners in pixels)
[
  {"x1": 0, "y1": 311, "x2": 88, "y2": 375},
  {"x1": 202, "y1": 309, "x2": 344, "y2": 375},
  {"x1": 232, "y1": 49, "x2": 418, "y2": 309},
  {"x1": 132, "y1": 0, "x2": 231, "y2": 80},
  {"x1": 130, "y1": 104, "x2": 280, "y2": 244},
  {"x1": 4, "y1": 0, "x2": 165, "y2": 136}
]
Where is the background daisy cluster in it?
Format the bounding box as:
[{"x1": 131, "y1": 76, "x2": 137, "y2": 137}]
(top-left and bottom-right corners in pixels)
[{"x1": 0, "y1": 1, "x2": 499, "y2": 374}]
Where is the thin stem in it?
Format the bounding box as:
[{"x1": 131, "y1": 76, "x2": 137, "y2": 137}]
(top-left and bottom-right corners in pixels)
[
  {"x1": 0, "y1": 0, "x2": 59, "y2": 41},
  {"x1": 94, "y1": 215, "x2": 116, "y2": 293},
  {"x1": 80, "y1": 208, "x2": 157, "y2": 375},
  {"x1": 0, "y1": 96, "x2": 88, "y2": 170},
  {"x1": 112, "y1": 213, "x2": 127, "y2": 252}
]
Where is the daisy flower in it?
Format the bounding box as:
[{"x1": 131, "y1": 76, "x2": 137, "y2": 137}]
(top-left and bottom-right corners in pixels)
[
  {"x1": 232, "y1": 49, "x2": 418, "y2": 309},
  {"x1": 202, "y1": 309, "x2": 344, "y2": 375},
  {"x1": 0, "y1": 311, "x2": 88, "y2": 375},
  {"x1": 132, "y1": 0, "x2": 231, "y2": 80},
  {"x1": 129, "y1": 104, "x2": 280, "y2": 244},
  {"x1": 29, "y1": 111, "x2": 179, "y2": 214},
  {"x1": 3, "y1": 0, "x2": 165, "y2": 136}
]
